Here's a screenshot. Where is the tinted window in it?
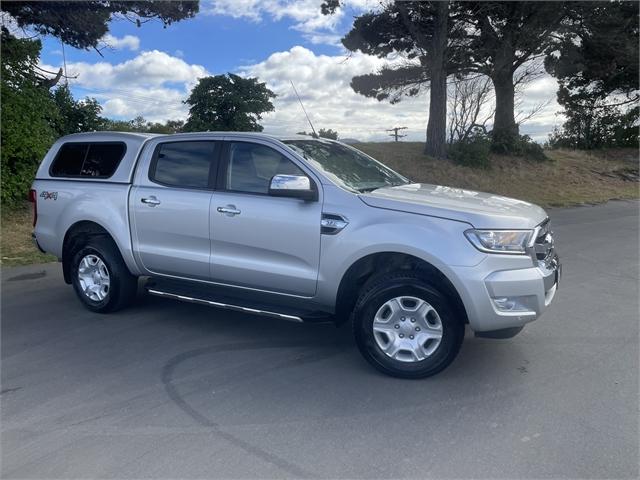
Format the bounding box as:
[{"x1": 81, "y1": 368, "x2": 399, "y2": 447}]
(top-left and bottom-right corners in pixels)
[
  {"x1": 81, "y1": 143, "x2": 126, "y2": 177},
  {"x1": 50, "y1": 142, "x2": 126, "y2": 178},
  {"x1": 226, "y1": 142, "x2": 304, "y2": 194},
  {"x1": 151, "y1": 141, "x2": 216, "y2": 189}
]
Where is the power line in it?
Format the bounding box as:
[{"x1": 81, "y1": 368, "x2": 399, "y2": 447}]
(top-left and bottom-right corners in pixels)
[{"x1": 386, "y1": 126, "x2": 407, "y2": 141}]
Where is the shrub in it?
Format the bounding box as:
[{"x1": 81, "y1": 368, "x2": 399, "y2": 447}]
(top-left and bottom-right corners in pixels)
[
  {"x1": 548, "y1": 105, "x2": 639, "y2": 150},
  {"x1": 448, "y1": 134, "x2": 491, "y2": 168},
  {"x1": 1, "y1": 31, "x2": 57, "y2": 208},
  {"x1": 491, "y1": 132, "x2": 547, "y2": 161}
]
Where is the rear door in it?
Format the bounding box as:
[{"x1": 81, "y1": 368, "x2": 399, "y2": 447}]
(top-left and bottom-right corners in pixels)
[
  {"x1": 209, "y1": 140, "x2": 322, "y2": 296},
  {"x1": 131, "y1": 140, "x2": 220, "y2": 280}
]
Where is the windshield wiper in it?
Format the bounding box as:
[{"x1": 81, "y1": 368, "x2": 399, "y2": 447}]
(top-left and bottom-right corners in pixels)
[{"x1": 359, "y1": 182, "x2": 409, "y2": 193}]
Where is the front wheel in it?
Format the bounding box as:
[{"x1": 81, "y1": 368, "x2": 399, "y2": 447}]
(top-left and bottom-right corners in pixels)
[
  {"x1": 353, "y1": 272, "x2": 464, "y2": 379},
  {"x1": 70, "y1": 237, "x2": 137, "y2": 313}
]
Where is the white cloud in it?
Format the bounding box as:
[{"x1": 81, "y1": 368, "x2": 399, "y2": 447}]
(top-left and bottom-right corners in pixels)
[
  {"x1": 275, "y1": 0, "x2": 343, "y2": 31},
  {"x1": 101, "y1": 33, "x2": 140, "y2": 51},
  {"x1": 203, "y1": 0, "x2": 264, "y2": 22},
  {"x1": 240, "y1": 46, "x2": 562, "y2": 142},
  {"x1": 42, "y1": 50, "x2": 209, "y2": 122},
  {"x1": 203, "y1": 0, "x2": 336, "y2": 27},
  {"x1": 64, "y1": 50, "x2": 208, "y2": 89},
  {"x1": 305, "y1": 32, "x2": 342, "y2": 47},
  {"x1": 97, "y1": 87, "x2": 190, "y2": 120},
  {"x1": 202, "y1": 0, "x2": 377, "y2": 46},
  {"x1": 240, "y1": 46, "x2": 431, "y2": 141}
]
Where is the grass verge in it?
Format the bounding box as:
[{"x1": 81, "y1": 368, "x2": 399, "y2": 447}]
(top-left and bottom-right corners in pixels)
[{"x1": 1, "y1": 206, "x2": 56, "y2": 267}]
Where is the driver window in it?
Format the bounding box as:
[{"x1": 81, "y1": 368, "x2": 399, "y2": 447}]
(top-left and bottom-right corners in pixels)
[{"x1": 226, "y1": 142, "x2": 304, "y2": 194}]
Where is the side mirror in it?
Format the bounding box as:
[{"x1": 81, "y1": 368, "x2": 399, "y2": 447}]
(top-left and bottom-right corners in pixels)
[{"x1": 268, "y1": 174, "x2": 318, "y2": 201}]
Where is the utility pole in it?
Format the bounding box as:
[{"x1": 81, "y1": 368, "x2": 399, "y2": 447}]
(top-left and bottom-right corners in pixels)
[{"x1": 386, "y1": 126, "x2": 408, "y2": 142}]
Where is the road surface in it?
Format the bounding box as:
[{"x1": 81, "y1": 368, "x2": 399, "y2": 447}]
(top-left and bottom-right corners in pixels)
[{"x1": 2, "y1": 200, "x2": 638, "y2": 479}]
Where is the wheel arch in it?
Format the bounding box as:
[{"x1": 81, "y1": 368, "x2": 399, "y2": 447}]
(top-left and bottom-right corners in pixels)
[
  {"x1": 334, "y1": 252, "x2": 468, "y2": 326},
  {"x1": 62, "y1": 220, "x2": 130, "y2": 284}
]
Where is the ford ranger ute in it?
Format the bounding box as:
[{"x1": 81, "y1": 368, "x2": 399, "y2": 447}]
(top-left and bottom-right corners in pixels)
[{"x1": 30, "y1": 132, "x2": 560, "y2": 378}]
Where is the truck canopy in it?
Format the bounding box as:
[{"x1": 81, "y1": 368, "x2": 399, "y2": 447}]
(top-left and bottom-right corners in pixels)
[{"x1": 35, "y1": 132, "x2": 162, "y2": 184}]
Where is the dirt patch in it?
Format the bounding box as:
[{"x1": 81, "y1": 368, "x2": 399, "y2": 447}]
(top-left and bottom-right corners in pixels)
[{"x1": 593, "y1": 167, "x2": 639, "y2": 182}]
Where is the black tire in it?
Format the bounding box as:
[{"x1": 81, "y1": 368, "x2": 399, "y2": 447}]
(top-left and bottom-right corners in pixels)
[
  {"x1": 70, "y1": 236, "x2": 137, "y2": 313},
  {"x1": 353, "y1": 272, "x2": 464, "y2": 379}
]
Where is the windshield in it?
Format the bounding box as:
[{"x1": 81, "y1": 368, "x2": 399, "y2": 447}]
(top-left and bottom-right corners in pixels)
[{"x1": 283, "y1": 140, "x2": 410, "y2": 193}]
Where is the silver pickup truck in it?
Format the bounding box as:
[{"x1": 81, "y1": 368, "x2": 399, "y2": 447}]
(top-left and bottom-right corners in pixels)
[{"x1": 30, "y1": 131, "x2": 560, "y2": 378}]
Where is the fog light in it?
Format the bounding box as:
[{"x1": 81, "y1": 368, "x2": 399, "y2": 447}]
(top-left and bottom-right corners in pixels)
[
  {"x1": 492, "y1": 296, "x2": 530, "y2": 312},
  {"x1": 494, "y1": 297, "x2": 516, "y2": 311}
]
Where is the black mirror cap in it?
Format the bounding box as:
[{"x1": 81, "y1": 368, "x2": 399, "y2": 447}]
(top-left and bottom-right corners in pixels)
[{"x1": 268, "y1": 185, "x2": 318, "y2": 202}]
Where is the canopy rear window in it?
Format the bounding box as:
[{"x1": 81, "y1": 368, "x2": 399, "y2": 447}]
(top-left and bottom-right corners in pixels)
[{"x1": 50, "y1": 142, "x2": 126, "y2": 178}]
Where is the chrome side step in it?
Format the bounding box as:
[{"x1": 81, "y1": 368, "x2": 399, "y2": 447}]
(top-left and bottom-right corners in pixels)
[{"x1": 147, "y1": 288, "x2": 304, "y2": 322}]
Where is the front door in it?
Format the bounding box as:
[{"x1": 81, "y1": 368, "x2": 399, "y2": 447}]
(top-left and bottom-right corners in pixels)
[
  {"x1": 131, "y1": 140, "x2": 219, "y2": 280},
  {"x1": 209, "y1": 140, "x2": 322, "y2": 296}
]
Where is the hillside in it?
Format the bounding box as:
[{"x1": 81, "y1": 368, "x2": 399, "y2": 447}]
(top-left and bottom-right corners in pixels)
[{"x1": 356, "y1": 143, "x2": 639, "y2": 207}]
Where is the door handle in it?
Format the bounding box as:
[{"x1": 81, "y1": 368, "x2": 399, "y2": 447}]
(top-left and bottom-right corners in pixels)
[
  {"x1": 141, "y1": 196, "x2": 161, "y2": 206},
  {"x1": 217, "y1": 205, "x2": 241, "y2": 216}
]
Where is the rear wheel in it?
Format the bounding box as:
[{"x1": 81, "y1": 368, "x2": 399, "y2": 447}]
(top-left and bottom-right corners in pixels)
[
  {"x1": 353, "y1": 272, "x2": 464, "y2": 378},
  {"x1": 70, "y1": 237, "x2": 137, "y2": 313}
]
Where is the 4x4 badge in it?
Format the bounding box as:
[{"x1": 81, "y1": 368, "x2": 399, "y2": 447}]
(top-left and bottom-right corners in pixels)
[{"x1": 40, "y1": 191, "x2": 58, "y2": 200}]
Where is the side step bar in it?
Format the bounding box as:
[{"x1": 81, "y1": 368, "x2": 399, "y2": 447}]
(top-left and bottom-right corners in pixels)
[
  {"x1": 147, "y1": 288, "x2": 305, "y2": 322},
  {"x1": 145, "y1": 278, "x2": 334, "y2": 323}
]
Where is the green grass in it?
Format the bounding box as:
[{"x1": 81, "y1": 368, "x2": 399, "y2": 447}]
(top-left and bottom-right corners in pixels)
[
  {"x1": 1, "y1": 206, "x2": 56, "y2": 267},
  {"x1": 1, "y1": 146, "x2": 637, "y2": 267}
]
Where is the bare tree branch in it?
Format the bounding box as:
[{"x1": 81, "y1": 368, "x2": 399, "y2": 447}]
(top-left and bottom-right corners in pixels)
[
  {"x1": 516, "y1": 98, "x2": 552, "y2": 125},
  {"x1": 448, "y1": 75, "x2": 495, "y2": 143}
]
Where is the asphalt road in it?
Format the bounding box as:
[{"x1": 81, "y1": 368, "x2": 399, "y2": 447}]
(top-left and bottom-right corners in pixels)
[{"x1": 2, "y1": 200, "x2": 638, "y2": 479}]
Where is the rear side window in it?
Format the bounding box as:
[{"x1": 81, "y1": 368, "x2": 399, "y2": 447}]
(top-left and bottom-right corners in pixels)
[
  {"x1": 50, "y1": 142, "x2": 126, "y2": 178},
  {"x1": 150, "y1": 141, "x2": 217, "y2": 189}
]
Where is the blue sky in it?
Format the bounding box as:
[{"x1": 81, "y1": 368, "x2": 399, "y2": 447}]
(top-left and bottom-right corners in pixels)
[
  {"x1": 42, "y1": 5, "x2": 347, "y2": 74},
  {"x1": 24, "y1": 1, "x2": 561, "y2": 142}
]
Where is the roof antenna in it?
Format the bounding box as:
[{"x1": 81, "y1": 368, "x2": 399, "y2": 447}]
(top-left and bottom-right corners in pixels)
[{"x1": 290, "y1": 80, "x2": 317, "y2": 138}]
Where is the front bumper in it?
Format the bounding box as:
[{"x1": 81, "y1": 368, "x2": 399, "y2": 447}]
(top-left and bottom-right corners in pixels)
[{"x1": 451, "y1": 252, "x2": 561, "y2": 333}]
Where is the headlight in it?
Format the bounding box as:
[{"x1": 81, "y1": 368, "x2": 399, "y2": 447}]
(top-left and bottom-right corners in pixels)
[{"x1": 464, "y1": 229, "x2": 532, "y2": 254}]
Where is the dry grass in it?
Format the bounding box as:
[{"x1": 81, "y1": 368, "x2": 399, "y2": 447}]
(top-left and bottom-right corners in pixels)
[
  {"x1": 1, "y1": 206, "x2": 56, "y2": 267},
  {"x1": 0, "y1": 146, "x2": 637, "y2": 267},
  {"x1": 357, "y1": 144, "x2": 639, "y2": 207}
]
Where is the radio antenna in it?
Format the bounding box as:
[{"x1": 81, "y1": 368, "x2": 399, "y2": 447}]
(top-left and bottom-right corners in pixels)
[{"x1": 290, "y1": 80, "x2": 317, "y2": 138}]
